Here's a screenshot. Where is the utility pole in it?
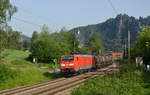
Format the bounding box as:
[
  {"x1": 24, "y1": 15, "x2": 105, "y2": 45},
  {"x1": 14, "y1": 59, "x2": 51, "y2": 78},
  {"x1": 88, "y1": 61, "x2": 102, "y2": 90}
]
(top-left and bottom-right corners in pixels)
[
  {"x1": 124, "y1": 44, "x2": 127, "y2": 58},
  {"x1": 128, "y1": 30, "x2": 131, "y2": 64},
  {"x1": 74, "y1": 41, "x2": 75, "y2": 53},
  {"x1": 118, "y1": 15, "x2": 122, "y2": 52}
]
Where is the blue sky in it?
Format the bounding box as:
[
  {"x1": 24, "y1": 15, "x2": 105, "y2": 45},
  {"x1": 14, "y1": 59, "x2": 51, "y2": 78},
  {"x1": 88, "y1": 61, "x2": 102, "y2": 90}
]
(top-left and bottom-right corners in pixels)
[{"x1": 9, "y1": 0, "x2": 150, "y2": 37}]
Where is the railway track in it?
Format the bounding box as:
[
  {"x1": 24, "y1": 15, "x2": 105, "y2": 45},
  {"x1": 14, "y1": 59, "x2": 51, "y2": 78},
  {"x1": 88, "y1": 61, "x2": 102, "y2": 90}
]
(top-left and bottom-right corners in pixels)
[
  {"x1": 0, "y1": 64, "x2": 118, "y2": 95},
  {"x1": 0, "y1": 77, "x2": 66, "y2": 95}
]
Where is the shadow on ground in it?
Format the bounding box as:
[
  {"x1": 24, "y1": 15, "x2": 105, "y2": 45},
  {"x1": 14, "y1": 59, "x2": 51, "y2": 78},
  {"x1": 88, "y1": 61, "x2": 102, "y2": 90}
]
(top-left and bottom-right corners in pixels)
[{"x1": 43, "y1": 71, "x2": 64, "y2": 79}]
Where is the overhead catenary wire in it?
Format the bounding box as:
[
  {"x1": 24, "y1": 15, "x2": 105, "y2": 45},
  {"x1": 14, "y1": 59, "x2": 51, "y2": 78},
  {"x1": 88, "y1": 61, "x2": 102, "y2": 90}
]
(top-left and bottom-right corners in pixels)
[
  {"x1": 11, "y1": 1, "x2": 42, "y2": 28},
  {"x1": 10, "y1": 2, "x2": 62, "y2": 36},
  {"x1": 107, "y1": 0, "x2": 118, "y2": 14},
  {"x1": 12, "y1": 17, "x2": 42, "y2": 28},
  {"x1": 107, "y1": 0, "x2": 125, "y2": 53},
  {"x1": 18, "y1": 7, "x2": 51, "y2": 22},
  {"x1": 11, "y1": 2, "x2": 57, "y2": 30},
  {"x1": 15, "y1": 7, "x2": 60, "y2": 30}
]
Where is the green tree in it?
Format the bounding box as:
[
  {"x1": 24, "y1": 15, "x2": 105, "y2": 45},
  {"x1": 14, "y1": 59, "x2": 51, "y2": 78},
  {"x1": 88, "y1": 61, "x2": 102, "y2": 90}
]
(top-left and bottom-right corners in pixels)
[
  {"x1": 30, "y1": 25, "x2": 60, "y2": 62},
  {"x1": 0, "y1": 0, "x2": 17, "y2": 25},
  {"x1": 7, "y1": 30, "x2": 21, "y2": 49},
  {"x1": 52, "y1": 27, "x2": 79, "y2": 53},
  {"x1": 132, "y1": 26, "x2": 150, "y2": 59},
  {"x1": 79, "y1": 46, "x2": 91, "y2": 54},
  {"x1": 31, "y1": 31, "x2": 38, "y2": 43},
  {"x1": 88, "y1": 34, "x2": 104, "y2": 55},
  {"x1": 0, "y1": 29, "x2": 7, "y2": 50},
  {"x1": 31, "y1": 38, "x2": 58, "y2": 62},
  {"x1": 30, "y1": 26, "x2": 79, "y2": 63},
  {"x1": 0, "y1": 0, "x2": 17, "y2": 50},
  {"x1": 23, "y1": 40, "x2": 30, "y2": 49},
  {"x1": 0, "y1": 25, "x2": 21, "y2": 50}
]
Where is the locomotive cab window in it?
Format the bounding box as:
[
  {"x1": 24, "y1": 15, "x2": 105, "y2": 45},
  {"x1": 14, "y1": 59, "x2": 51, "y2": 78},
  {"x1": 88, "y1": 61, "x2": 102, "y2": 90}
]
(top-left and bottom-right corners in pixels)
[
  {"x1": 62, "y1": 56, "x2": 74, "y2": 61},
  {"x1": 77, "y1": 57, "x2": 78, "y2": 61}
]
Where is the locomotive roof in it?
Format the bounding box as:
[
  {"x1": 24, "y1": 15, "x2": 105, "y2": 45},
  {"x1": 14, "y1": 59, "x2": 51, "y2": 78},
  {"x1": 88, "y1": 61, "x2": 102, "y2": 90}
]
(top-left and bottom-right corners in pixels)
[
  {"x1": 62, "y1": 54, "x2": 94, "y2": 57},
  {"x1": 78, "y1": 54, "x2": 93, "y2": 57}
]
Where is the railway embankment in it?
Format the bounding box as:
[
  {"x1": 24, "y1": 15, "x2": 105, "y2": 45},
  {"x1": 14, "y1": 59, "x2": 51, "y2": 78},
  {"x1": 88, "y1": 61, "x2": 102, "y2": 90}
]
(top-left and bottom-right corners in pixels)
[{"x1": 0, "y1": 49, "x2": 60, "y2": 90}]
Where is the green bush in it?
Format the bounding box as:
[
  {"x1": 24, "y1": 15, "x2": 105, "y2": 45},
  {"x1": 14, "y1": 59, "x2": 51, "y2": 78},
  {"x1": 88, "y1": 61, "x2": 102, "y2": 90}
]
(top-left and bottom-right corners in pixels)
[
  {"x1": 71, "y1": 64, "x2": 150, "y2": 95},
  {"x1": 119, "y1": 64, "x2": 137, "y2": 74},
  {"x1": 0, "y1": 64, "x2": 18, "y2": 84}
]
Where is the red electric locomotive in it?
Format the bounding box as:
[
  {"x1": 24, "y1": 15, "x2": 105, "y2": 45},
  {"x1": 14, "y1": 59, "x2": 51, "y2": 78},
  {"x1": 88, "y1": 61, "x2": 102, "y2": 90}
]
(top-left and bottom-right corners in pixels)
[{"x1": 60, "y1": 54, "x2": 96, "y2": 73}]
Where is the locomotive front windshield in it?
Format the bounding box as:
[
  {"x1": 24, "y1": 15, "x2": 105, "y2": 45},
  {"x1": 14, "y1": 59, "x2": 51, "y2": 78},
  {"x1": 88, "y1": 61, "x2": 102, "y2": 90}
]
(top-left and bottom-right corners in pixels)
[{"x1": 62, "y1": 56, "x2": 74, "y2": 61}]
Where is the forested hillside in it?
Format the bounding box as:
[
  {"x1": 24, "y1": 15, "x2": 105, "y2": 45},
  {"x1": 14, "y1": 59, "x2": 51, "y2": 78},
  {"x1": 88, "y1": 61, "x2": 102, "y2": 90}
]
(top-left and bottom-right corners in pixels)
[{"x1": 70, "y1": 14, "x2": 150, "y2": 53}]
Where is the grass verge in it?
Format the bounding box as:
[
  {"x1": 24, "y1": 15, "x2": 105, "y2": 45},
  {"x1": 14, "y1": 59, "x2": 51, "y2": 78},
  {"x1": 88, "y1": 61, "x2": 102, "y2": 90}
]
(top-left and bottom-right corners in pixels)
[{"x1": 0, "y1": 49, "x2": 61, "y2": 90}]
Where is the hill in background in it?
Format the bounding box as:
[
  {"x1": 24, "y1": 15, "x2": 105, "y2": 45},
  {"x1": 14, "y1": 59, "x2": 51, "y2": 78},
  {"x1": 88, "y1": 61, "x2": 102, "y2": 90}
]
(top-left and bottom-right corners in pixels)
[{"x1": 70, "y1": 14, "x2": 150, "y2": 53}]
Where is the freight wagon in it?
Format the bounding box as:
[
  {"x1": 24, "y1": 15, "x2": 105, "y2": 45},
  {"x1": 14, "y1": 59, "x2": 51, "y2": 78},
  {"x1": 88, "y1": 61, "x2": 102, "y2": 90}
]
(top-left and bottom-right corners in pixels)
[{"x1": 95, "y1": 55, "x2": 113, "y2": 68}]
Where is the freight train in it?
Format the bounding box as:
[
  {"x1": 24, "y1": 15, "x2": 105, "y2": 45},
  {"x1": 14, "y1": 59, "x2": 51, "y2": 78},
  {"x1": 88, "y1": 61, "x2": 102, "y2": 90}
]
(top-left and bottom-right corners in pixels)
[{"x1": 60, "y1": 54, "x2": 113, "y2": 74}]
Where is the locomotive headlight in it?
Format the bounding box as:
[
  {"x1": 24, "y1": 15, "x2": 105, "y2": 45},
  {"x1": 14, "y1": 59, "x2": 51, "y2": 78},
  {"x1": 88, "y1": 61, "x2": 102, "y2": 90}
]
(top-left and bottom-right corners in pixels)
[
  {"x1": 61, "y1": 64, "x2": 65, "y2": 66},
  {"x1": 69, "y1": 64, "x2": 74, "y2": 66}
]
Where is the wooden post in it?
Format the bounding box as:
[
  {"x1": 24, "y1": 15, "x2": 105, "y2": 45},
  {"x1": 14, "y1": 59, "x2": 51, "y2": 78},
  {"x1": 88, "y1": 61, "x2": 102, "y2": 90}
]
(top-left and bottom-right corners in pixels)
[
  {"x1": 128, "y1": 30, "x2": 131, "y2": 64},
  {"x1": 74, "y1": 41, "x2": 75, "y2": 52}
]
